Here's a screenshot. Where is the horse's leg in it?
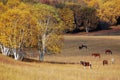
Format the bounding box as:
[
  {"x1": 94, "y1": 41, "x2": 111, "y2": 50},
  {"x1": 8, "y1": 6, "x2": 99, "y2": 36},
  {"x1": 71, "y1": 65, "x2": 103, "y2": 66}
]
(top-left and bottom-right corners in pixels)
[
  {"x1": 89, "y1": 65, "x2": 91, "y2": 69},
  {"x1": 105, "y1": 51, "x2": 107, "y2": 54},
  {"x1": 84, "y1": 66, "x2": 86, "y2": 69},
  {"x1": 111, "y1": 51, "x2": 112, "y2": 54}
]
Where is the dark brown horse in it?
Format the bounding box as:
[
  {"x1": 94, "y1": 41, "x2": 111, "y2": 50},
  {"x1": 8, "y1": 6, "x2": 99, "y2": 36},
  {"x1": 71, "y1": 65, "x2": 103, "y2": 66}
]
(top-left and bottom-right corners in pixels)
[
  {"x1": 79, "y1": 44, "x2": 87, "y2": 49},
  {"x1": 92, "y1": 53, "x2": 100, "y2": 58},
  {"x1": 103, "y1": 60, "x2": 108, "y2": 65},
  {"x1": 105, "y1": 50, "x2": 112, "y2": 54},
  {"x1": 80, "y1": 61, "x2": 92, "y2": 69}
]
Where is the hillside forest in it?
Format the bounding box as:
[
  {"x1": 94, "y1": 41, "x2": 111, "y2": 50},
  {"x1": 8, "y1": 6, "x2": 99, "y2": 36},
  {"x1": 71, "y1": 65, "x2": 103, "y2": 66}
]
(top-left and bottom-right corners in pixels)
[{"x1": 0, "y1": 0, "x2": 120, "y2": 61}]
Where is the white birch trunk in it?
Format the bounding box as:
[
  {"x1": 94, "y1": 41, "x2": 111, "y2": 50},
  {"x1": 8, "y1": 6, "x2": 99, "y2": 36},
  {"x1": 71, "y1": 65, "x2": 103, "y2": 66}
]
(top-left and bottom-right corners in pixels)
[
  {"x1": 85, "y1": 20, "x2": 89, "y2": 33},
  {"x1": 85, "y1": 27, "x2": 89, "y2": 33},
  {"x1": 0, "y1": 45, "x2": 10, "y2": 56},
  {"x1": 12, "y1": 48, "x2": 24, "y2": 60},
  {"x1": 3, "y1": 47, "x2": 8, "y2": 55},
  {"x1": 39, "y1": 34, "x2": 46, "y2": 61},
  {"x1": 38, "y1": 17, "x2": 50, "y2": 61}
]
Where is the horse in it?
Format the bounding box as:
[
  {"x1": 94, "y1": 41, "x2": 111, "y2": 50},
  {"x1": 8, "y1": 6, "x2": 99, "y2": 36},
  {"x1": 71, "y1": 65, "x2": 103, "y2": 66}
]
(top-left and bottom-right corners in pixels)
[
  {"x1": 92, "y1": 53, "x2": 100, "y2": 58},
  {"x1": 103, "y1": 60, "x2": 108, "y2": 65},
  {"x1": 79, "y1": 44, "x2": 87, "y2": 49},
  {"x1": 105, "y1": 49, "x2": 112, "y2": 54},
  {"x1": 80, "y1": 61, "x2": 92, "y2": 69}
]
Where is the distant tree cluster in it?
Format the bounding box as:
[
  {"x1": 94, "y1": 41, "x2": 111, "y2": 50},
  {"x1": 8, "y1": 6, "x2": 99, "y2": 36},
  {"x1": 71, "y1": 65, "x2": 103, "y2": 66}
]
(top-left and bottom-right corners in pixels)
[{"x1": 29, "y1": 0, "x2": 120, "y2": 32}]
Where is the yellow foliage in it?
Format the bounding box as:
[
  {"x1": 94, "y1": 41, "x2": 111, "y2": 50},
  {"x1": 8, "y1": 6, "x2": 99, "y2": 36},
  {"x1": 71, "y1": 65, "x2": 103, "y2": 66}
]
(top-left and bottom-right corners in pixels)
[
  {"x1": 58, "y1": 8, "x2": 75, "y2": 32},
  {"x1": 6, "y1": 0, "x2": 20, "y2": 8},
  {"x1": 0, "y1": 3, "x2": 37, "y2": 48},
  {"x1": 0, "y1": 2, "x2": 7, "y2": 15},
  {"x1": 47, "y1": 34, "x2": 63, "y2": 54},
  {"x1": 98, "y1": 0, "x2": 120, "y2": 24},
  {"x1": 85, "y1": 0, "x2": 100, "y2": 8}
]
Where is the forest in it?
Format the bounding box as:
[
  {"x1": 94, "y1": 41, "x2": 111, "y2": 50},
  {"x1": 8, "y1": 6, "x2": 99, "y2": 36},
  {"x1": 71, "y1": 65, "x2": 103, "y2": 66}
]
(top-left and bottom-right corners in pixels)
[
  {"x1": 0, "y1": 0, "x2": 120, "y2": 61},
  {"x1": 23, "y1": 0, "x2": 120, "y2": 32}
]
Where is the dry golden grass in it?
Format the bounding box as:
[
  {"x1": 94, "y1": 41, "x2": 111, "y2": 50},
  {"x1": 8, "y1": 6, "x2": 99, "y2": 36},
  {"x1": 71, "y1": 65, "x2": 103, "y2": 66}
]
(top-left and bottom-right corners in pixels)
[
  {"x1": 0, "y1": 36, "x2": 120, "y2": 80},
  {"x1": 45, "y1": 36, "x2": 120, "y2": 62},
  {"x1": 0, "y1": 54, "x2": 120, "y2": 80}
]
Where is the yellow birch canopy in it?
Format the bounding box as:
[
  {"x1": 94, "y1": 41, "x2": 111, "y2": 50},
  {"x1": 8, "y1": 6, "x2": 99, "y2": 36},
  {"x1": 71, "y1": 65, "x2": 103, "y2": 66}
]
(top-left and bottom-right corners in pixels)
[
  {"x1": 32, "y1": 3, "x2": 64, "y2": 54},
  {"x1": 0, "y1": 3, "x2": 37, "y2": 48}
]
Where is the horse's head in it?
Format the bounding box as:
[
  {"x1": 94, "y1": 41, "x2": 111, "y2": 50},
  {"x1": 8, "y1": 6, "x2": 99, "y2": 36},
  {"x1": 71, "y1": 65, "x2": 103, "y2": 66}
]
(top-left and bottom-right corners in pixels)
[
  {"x1": 80, "y1": 61, "x2": 84, "y2": 65},
  {"x1": 79, "y1": 46, "x2": 82, "y2": 49}
]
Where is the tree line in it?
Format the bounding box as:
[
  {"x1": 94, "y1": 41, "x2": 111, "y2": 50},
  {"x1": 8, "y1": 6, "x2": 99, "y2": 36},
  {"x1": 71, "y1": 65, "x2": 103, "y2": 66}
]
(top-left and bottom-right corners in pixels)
[
  {"x1": 20, "y1": 0, "x2": 120, "y2": 32},
  {"x1": 0, "y1": 0, "x2": 120, "y2": 61}
]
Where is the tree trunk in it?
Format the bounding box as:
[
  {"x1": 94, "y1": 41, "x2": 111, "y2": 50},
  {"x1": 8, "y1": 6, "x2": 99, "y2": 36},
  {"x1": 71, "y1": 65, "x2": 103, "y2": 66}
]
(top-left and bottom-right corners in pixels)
[
  {"x1": 0, "y1": 44, "x2": 3, "y2": 53},
  {"x1": 85, "y1": 26, "x2": 89, "y2": 33},
  {"x1": 12, "y1": 48, "x2": 24, "y2": 60},
  {"x1": 39, "y1": 34, "x2": 46, "y2": 61},
  {"x1": 0, "y1": 45, "x2": 11, "y2": 56},
  {"x1": 85, "y1": 20, "x2": 89, "y2": 33},
  {"x1": 39, "y1": 51, "x2": 44, "y2": 61}
]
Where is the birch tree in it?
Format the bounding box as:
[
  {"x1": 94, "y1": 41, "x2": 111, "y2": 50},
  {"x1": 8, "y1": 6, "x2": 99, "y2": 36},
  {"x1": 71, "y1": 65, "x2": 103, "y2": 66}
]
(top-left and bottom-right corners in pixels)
[
  {"x1": 0, "y1": 2, "x2": 8, "y2": 54},
  {"x1": 80, "y1": 6, "x2": 98, "y2": 32},
  {"x1": 0, "y1": 3, "x2": 37, "y2": 60},
  {"x1": 32, "y1": 3, "x2": 64, "y2": 61},
  {"x1": 72, "y1": 5, "x2": 98, "y2": 32}
]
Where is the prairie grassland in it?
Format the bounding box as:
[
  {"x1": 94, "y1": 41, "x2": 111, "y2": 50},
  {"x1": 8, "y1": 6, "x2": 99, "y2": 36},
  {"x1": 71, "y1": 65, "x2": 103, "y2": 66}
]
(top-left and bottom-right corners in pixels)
[{"x1": 0, "y1": 36, "x2": 120, "y2": 80}]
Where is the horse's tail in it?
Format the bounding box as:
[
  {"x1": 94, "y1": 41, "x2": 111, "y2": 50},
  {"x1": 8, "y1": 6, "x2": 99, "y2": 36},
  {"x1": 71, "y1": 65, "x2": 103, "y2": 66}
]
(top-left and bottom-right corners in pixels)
[{"x1": 90, "y1": 63, "x2": 92, "y2": 69}]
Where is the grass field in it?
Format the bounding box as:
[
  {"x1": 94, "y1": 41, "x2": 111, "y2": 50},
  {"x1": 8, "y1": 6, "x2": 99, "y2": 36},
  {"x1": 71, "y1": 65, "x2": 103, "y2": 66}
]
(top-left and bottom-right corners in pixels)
[{"x1": 0, "y1": 36, "x2": 120, "y2": 80}]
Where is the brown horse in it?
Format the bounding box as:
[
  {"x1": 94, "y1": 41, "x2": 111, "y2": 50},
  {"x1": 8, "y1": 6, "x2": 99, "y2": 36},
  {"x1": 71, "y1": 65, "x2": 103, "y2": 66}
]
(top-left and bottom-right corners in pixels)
[
  {"x1": 105, "y1": 50, "x2": 112, "y2": 54},
  {"x1": 92, "y1": 53, "x2": 100, "y2": 58},
  {"x1": 103, "y1": 60, "x2": 108, "y2": 65},
  {"x1": 79, "y1": 44, "x2": 87, "y2": 49},
  {"x1": 80, "y1": 61, "x2": 92, "y2": 69}
]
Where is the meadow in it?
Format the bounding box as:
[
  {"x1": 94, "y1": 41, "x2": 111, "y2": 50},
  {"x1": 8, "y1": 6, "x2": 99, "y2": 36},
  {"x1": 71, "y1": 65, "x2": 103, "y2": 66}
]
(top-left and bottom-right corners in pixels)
[{"x1": 0, "y1": 36, "x2": 120, "y2": 80}]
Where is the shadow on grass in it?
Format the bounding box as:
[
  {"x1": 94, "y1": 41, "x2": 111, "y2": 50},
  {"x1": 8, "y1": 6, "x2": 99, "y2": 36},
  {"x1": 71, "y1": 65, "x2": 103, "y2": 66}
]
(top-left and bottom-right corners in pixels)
[{"x1": 23, "y1": 57, "x2": 79, "y2": 65}]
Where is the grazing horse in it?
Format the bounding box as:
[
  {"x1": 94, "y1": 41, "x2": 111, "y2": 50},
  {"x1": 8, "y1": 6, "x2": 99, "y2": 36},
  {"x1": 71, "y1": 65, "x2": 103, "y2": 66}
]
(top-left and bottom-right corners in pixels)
[
  {"x1": 80, "y1": 61, "x2": 92, "y2": 69},
  {"x1": 103, "y1": 60, "x2": 108, "y2": 65},
  {"x1": 79, "y1": 44, "x2": 87, "y2": 49},
  {"x1": 105, "y1": 50, "x2": 112, "y2": 54},
  {"x1": 92, "y1": 53, "x2": 100, "y2": 58}
]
